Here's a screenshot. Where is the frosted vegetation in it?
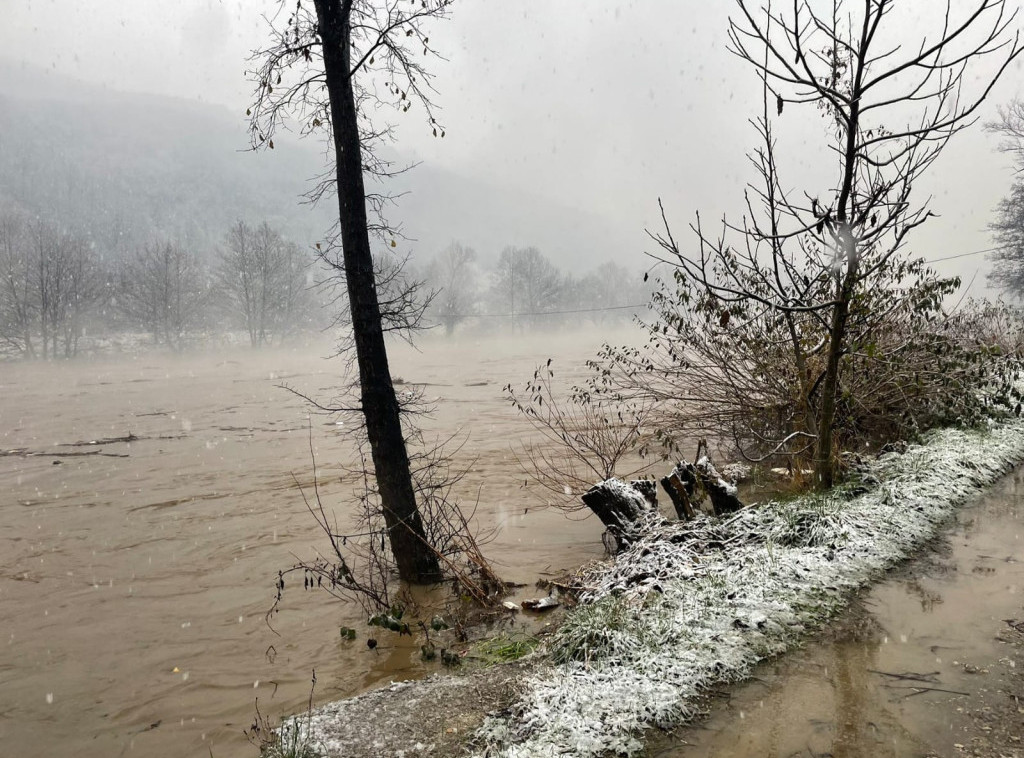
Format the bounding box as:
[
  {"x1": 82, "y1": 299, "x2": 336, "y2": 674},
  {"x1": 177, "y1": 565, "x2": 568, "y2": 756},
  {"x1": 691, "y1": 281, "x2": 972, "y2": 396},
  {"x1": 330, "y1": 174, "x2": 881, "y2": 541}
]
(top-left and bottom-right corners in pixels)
[{"x1": 470, "y1": 419, "x2": 1024, "y2": 757}]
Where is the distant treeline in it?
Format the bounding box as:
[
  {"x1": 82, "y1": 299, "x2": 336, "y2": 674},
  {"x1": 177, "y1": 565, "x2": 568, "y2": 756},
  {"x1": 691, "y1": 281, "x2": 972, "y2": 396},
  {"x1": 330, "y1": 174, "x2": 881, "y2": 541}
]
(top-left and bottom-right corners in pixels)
[
  {"x1": 0, "y1": 213, "x2": 650, "y2": 359},
  {"x1": 0, "y1": 212, "x2": 319, "y2": 358},
  {"x1": 421, "y1": 242, "x2": 652, "y2": 335}
]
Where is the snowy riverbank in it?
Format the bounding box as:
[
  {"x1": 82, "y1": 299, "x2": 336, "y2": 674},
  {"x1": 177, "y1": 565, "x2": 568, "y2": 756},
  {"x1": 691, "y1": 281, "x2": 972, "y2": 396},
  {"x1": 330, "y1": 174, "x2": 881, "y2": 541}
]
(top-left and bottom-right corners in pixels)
[
  {"x1": 468, "y1": 420, "x2": 1024, "y2": 757},
  {"x1": 300, "y1": 419, "x2": 1024, "y2": 757}
]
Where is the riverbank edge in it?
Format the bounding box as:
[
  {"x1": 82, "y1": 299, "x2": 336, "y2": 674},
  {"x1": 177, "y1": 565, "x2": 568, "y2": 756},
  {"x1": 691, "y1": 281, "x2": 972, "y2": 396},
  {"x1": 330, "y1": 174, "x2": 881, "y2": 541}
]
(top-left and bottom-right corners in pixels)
[{"x1": 301, "y1": 419, "x2": 1024, "y2": 758}]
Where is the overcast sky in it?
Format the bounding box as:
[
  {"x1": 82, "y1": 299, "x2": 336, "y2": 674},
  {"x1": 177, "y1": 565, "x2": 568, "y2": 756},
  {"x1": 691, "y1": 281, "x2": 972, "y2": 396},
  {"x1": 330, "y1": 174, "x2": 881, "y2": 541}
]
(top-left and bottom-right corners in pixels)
[{"x1": 4, "y1": 0, "x2": 1024, "y2": 292}]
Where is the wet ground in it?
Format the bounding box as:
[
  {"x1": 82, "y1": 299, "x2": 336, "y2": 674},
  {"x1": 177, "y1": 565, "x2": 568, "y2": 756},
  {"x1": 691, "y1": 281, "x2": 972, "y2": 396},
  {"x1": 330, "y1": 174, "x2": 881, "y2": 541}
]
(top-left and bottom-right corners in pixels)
[
  {"x1": 0, "y1": 330, "x2": 624, "y2": 758},
  {"x1": 654, "y1": 463, "x2": 1024, "y2": 758}
]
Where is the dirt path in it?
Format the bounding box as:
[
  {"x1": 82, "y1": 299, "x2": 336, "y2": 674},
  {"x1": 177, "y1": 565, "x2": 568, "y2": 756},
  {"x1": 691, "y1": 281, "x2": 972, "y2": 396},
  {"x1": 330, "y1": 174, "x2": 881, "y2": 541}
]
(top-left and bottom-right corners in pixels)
[
  {"x1": 953, "y1": 622, "x2": 1024, "y2": 758},
  {"x1": 295, "y1": 661, "x2": 536, "y2": 758}
]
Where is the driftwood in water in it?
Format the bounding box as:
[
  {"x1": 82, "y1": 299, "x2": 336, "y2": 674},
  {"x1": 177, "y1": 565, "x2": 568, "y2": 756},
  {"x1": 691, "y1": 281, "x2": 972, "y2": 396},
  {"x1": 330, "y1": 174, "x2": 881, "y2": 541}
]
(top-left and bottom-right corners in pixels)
[
  {"x1": 521, "y1": 596, "x2": 560, "y2": 611},
  {"x1": 661, "y1": 458, "x2": 744, "y2": 519}
]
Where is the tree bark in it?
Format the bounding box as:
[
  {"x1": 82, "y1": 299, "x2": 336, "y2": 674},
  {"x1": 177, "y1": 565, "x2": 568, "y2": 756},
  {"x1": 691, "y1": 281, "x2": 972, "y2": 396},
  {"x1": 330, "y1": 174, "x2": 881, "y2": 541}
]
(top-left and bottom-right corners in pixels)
[
  {"x1": 312, "y1": 0, "x2": 441, "y2": 584},
  {"x1": 693, "y1": 458, "x2": 744, "y2": 516},
  {"x1": 815, "y1": 48, "x2": 866, "y2": 490},
  {"x1": 663, "y1": 460, "x2": 744, "y2": 518},
  {"x1": 660, "y1": 470, "x2": 696, "y2": 521},
  {"x1": 815, "y1": 250, "x2": 856, "y2": 490}
]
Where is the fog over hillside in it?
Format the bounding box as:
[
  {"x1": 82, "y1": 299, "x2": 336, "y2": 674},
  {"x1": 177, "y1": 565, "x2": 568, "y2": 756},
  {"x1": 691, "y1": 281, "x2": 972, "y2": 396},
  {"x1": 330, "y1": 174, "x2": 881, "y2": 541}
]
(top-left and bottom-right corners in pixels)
[{"x1": 0, "y1": 60, "x2": 637, "y2": 272}]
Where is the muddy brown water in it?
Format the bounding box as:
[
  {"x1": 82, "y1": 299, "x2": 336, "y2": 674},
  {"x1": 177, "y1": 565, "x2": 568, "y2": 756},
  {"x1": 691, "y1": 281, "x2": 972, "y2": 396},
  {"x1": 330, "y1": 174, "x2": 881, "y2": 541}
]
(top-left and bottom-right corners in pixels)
[
  {"x1": 656, "y1": 463, "x2": 1024, "y2": 758},
  {"x1": 0, "y1": 330, "x2": 626, "y2": 758},
  {"x1": 7, "y1": 330, "x2": 1024, "y2": 758}
]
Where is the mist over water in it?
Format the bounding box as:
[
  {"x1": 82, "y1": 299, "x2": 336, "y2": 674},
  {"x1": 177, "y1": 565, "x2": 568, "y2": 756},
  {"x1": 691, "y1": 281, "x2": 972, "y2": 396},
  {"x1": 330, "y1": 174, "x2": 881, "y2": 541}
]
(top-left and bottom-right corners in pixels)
[{"x1": 0, "y1": 327, "x2": 631, "y2": 758}]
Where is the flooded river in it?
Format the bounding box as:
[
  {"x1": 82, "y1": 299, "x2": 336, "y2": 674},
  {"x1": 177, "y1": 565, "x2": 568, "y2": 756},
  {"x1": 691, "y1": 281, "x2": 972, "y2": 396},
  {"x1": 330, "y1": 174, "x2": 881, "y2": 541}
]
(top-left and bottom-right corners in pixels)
[
  {"x1": 0, "y1": 330, "x2": 620, "y2": 758},
  {"x1": 8, "y1": 328, "x2": 1024, "y2": 758}
]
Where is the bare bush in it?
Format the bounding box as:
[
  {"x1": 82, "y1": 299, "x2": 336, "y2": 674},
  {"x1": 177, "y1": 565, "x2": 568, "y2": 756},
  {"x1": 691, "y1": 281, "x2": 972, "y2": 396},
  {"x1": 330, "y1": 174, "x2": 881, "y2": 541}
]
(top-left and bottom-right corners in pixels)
[
  {"x1": 593, "y1": 0, "x2": 1024, "y2": 485},
  {"x1": 506, "y1": 361, "x2": 656, "y2": 511},
  {"x1": 268, "y1": 427, "x2": 501, "y2": 626}
]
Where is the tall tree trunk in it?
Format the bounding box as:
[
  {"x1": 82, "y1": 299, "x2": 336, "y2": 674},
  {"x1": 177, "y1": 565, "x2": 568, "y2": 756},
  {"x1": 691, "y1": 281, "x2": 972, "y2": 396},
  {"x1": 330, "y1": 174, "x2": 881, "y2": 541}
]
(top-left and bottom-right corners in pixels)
[
  {"x1": 815, "y1": 230, "x2": 857, "y2": 489},
  {"x1": 815, "y1": 287, "x2": 845, "y2": 487},
  {"x1": 313, "y1": 0, "x2": 442, "y2": 584},
  {"x1": 815, "y1": 40, "x2": 866, "y2": 490}
]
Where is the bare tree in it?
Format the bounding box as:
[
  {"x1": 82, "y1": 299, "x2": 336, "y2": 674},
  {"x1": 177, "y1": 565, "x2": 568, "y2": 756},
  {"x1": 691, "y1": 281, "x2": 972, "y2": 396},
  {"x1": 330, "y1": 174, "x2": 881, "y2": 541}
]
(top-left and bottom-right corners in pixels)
[
  {"x1": 987, "y1": 179, "x2": 1024, "y2": 296},
  {"x1": 248, "y1": 0, "x2": 453, "y2": 583},
  {"x1": 218, "y1": 220, "x2": 269, "y2": 346},
  {"x1": 573, "y1": 262, "x2": 648, "y2": 326},
  {"x1": 119, "y1": 241, "x2": 208, "y2": 351},
  {"x1": 621, "y1": 0, "x2": 1023, "y2": 488},
  {"x1": 985, "y1": 101, "x2": 1024, "y2": 297},
  {"x1": 277, "y1": 239, "x2": 315, "y2": 341},
  {"x1": 0, "y1": 213, "x2": 38, "y2": 357},
  {"x1": 0, "y1": 213, "x2": 103, "y2": 359},
  {"x1": 321, "y1": 248, "x2": 434, "y2": 349},
  {"x1": 426, "y1": 241, "x2": 478, "y2": 335},
  {"x1": 26, "y1": 219, "x2": 101, "y2": 359},
  {"x1": 491, "y1": 246, "x2": 562, "y2": 330},
  {"x1": 217, "y1": 221, "x2": 310, "y2": 347}
]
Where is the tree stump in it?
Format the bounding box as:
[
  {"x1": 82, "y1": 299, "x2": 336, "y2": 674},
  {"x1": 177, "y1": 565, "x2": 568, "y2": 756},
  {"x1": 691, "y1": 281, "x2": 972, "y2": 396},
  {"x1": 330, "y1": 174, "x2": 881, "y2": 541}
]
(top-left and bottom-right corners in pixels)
[
  {"x1": 581, "y1": 478, "x2": 655, "y2": 551},
  {"x1": 629, "y1": 479, "x2": 659, "y2": 508},
  {"x1": 581, "y1": 478, "x2": 652, "y2": 530},
  {"x1": 660, "y1": 468, "x2": 697, "y2": 521},
  {"x1": 695, "y1": 457, "x2": 744, "y2": 515},
  {"x1": 661, "y1": 459, "x2": 744, "y2": 519}
]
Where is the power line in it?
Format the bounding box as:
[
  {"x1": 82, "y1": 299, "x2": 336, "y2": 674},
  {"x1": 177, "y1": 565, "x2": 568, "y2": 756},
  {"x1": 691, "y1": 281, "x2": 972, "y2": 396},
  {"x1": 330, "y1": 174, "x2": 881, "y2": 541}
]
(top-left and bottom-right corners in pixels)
[
  {"x1": 452, "y1": 303, "x2": 648, "y2": 319},
  {"x1": 927, "y1": 245, "x2": 1000, "y2": 263}
]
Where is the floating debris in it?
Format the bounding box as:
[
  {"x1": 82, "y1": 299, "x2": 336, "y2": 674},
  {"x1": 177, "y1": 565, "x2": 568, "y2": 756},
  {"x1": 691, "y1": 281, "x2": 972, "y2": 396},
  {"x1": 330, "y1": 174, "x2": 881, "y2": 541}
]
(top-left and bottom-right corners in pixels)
[{"x1": 521, "y1": 597, "x2": 559, "y2": 612}]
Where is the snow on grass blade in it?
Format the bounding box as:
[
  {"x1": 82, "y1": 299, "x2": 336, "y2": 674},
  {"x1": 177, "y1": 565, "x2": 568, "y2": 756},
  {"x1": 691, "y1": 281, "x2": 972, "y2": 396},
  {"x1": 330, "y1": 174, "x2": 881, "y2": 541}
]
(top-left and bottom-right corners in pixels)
[{"x1": 472, "y1": 421, "x2": 1024, "y2": 757}]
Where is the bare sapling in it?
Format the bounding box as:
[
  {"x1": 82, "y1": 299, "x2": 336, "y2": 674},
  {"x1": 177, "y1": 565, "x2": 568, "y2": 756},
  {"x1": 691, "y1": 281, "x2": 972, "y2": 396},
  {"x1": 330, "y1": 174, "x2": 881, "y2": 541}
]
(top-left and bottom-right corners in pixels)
[{"x1": 505, "y1": 360, "x2": 657, "y2": 512}]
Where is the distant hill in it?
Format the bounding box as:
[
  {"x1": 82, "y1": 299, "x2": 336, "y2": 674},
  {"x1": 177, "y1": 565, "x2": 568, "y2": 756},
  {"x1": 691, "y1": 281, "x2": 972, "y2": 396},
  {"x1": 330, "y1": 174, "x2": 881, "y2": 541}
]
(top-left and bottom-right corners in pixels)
[
  {"x1": 0, "y1": 60, "x2": 331, "y2": 261},
  {"x1": 0, "y1": 60, "x2": 636, "y2": 271}
]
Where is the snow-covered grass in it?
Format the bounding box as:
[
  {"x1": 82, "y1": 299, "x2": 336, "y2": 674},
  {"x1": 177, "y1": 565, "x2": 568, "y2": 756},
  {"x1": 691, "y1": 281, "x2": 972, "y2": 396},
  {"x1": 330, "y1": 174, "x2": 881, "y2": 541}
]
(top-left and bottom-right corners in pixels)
[{"x1": 471, "y1": 420, "x2": 1024, "y2": 757}]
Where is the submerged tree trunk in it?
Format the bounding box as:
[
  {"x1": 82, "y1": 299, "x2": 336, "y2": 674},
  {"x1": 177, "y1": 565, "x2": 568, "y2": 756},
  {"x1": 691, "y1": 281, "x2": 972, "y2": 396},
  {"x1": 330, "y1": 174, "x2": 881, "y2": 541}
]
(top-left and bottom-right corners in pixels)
[{"x1": 313, "y1": 0, "x2": 441, "y2": 584}]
